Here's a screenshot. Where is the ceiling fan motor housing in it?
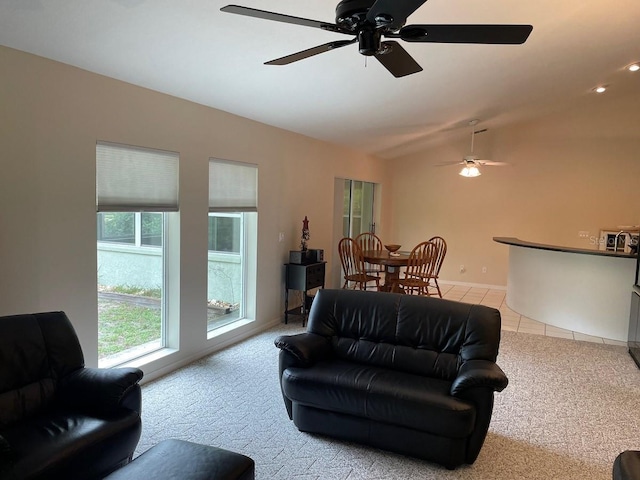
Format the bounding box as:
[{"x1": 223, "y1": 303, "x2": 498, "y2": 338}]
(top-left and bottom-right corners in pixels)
[
  {"x1": 358, "y1": 28, "x2": 383, "y2": 55},
  {"x1": 336, "y1": 0, "x2": 401, "y2": 55},
  {"x1": 335, "y1": 0, "x2": 370, "y2": 30},
  {"x1": 336, "y1": 0, "x2": 402, "y2": 29}
]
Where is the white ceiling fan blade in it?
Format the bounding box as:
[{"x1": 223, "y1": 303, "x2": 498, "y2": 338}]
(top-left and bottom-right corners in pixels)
[
  {"x1": 433, "y1": 161, "x2": 464, "y2": 167},
  {"x1": 476, "y1": 160, "x2": 511, "y2": 166}
]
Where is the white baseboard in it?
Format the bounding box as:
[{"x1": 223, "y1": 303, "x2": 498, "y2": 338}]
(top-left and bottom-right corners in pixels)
[{"x1": 439, "y1": 280, "x2": 507, "y2": 290}]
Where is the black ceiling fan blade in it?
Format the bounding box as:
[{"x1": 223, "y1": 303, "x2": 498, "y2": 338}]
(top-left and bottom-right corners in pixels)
[
  {"x1": 375, "y1": 41, "x2": 423, "y2": 78},
  {"x1": 265, "y1": 39, "x2": 357, "y2": 66},
  {"x1": 220, "y1": 5, "x2": 345, "y2": 34},
  {"x1": 399, "y1": 24, "x2": 533, "y2": 44},
  {"x1": 366, "y1": 0, "x2": 428, "y2": 30}
]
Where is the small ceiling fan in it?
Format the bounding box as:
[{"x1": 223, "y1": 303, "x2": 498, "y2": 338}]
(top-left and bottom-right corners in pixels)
[
  {"x1": 436, "y1": 120, "x2": 510, "y2": 177},
  {"x1": 220, "y1": 0, "x2": 533, "y2": 78}
]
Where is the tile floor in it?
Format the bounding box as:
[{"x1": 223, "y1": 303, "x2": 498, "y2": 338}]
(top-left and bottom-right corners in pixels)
[{"x1": 439, "y1": 284, "x2": 627, "y2": 347}]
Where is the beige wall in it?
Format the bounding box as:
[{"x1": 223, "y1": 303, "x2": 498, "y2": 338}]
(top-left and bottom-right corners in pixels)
[
  {"x1": 0, "y1": 45, "x2": 386, "y2": 376},
  {"x1": 388, "y1": 91, "x2": 640, "y2": 286},
  {"x1": 3, "y1": 42, "x2": 638, "y2": 377}
]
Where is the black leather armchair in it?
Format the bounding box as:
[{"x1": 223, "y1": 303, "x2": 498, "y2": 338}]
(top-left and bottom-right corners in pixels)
[
  {"x1": 275, "y1": 289, "x2": 508, "y2": 469},
  {"x1": 0, "y1": 311, "x2": 143, "y2": 480}
]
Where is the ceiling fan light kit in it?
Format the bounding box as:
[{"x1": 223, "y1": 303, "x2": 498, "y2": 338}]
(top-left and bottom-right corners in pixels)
[
  {"x1": 221, "y1": 0, "x2": 532, "y2": 78},
  {"x1": 459, "y1": 165, "x2": 481, "y2": 177}
]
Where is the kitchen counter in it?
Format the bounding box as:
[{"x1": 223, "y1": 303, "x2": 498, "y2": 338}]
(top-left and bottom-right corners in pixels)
[
  {"x1": 493, "y1": 236, "x2": 637, "y2": 258},
  {"x1": 494, "y1": 237, "x2": 637, "y2": 341}
]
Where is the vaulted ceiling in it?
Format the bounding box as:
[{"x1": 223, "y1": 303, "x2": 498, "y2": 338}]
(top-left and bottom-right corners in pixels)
[{"x1": 1, "y1": 0, "x2": 639, "y2": 159}]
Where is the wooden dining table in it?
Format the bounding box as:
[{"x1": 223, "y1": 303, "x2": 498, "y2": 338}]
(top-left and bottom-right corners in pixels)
[{"x1": 361, "y1": 249, "x2": 410, "y2": 292}]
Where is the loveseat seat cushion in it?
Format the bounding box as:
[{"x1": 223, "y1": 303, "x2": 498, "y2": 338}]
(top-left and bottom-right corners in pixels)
[
  {"x1": 0, "y1": 408, "x2": 141, "y2": 479},
  {"x1": 282, "y1": 360, "x2": 475, "y2": 438}
]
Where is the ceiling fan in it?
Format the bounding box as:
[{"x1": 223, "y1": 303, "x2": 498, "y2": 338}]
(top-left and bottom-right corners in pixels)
[
  {"x1": 220, "y1": 0, "x2": 533, "y2": 78},
  {"x1": 436, "y1": 120, "x2": 510, "y2": 177}
]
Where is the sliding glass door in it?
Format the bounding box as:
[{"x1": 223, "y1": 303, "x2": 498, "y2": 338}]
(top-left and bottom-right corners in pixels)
[{"x1": 343, "y1": 179, "x2": 376, "y2": 237}]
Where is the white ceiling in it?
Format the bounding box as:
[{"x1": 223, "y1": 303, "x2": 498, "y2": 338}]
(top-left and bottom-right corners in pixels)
[{"x1": 1, "y1": 0, "x2": 639, "y2": 159}]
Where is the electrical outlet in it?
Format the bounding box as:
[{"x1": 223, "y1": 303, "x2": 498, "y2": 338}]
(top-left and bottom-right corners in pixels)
[
  {"x1": 482, "y1": 266, "x2": 487, "y2": 274},
  {"x1": 459, "y1": 265, "x2": 465, "y2": 273},
  {"x1": 278, "y1": 232, "x2": 285, "y2": 243}
]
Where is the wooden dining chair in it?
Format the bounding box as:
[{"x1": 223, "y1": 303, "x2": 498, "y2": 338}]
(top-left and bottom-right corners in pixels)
[
  {"x1": 355, "y1": 232, "x2": 384, "y2": 279},
  {"x1": 391, "y1": 241, "x2": 438, "y2": 296},
  {"x1": 424, "y1": 236, "x2": 447, "y2": 297},
  {"x1": 338, "y1": 237, "x2": 380, "y2": 291}
]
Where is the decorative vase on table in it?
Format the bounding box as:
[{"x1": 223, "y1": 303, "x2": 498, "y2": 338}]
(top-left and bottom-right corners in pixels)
[{"x1": 300, "y1": 216, "x2": 310, "y2": 252}]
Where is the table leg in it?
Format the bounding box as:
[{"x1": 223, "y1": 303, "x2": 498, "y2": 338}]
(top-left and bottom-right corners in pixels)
[
  {"x1": 379, "y1": 266, "x2": 401, "y2": 293},
  {"x1": 284, "y1": 289, "x2": 289, "y2": 323}
]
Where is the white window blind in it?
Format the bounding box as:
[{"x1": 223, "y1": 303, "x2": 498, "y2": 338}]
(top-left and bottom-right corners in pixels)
[
  {"x1": 209, "y1": 159, "x2": 258, "y2": 212},
  {"x1": 97, "y1": 141, "x2": 179, "y2": 212}
]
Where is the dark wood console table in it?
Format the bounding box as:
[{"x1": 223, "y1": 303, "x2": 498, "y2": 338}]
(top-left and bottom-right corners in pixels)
[
  {"x1": 629, "y1": 286, "x2": 640, "y2": 369},
  {"x1": 284, "y1": 262, "x2": 325, "y2": 325}
]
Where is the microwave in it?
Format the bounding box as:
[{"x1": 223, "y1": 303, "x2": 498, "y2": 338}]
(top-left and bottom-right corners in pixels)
[{"x1": 599, "y1": 229, "x2": 639, "y2": 253}]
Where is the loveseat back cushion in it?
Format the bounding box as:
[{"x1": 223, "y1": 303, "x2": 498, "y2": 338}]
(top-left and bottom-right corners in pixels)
[
  {"x1": 306, "y1": 289, "x2": 501, "y2": 381},
  {"x1": 0, "y1": 312, "x2": 84, "y2": 427}
]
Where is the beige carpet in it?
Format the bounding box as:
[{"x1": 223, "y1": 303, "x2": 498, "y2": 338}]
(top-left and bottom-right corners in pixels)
[{"x1": 138, "y1": 324, "x2": 640, "y2": 479}]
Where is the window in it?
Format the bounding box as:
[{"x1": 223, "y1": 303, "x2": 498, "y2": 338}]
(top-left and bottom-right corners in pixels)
[
  {"x1": 96, "y1": 141, "x2": 178, "y2": 367},
  {"x1": 207, "y1": 159, "x2": 257, "y2": 333}
]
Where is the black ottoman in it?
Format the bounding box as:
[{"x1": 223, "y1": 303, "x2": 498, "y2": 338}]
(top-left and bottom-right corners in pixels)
[
  {"x1": 614, "y1": 451, "x2": 640, "y2": 480},
  {"x1": 104, "y1": 439, "x2": 255, "y2": 480}
]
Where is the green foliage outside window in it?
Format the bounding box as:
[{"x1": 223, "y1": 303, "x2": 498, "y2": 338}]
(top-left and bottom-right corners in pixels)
[
  {"x1": 141, "y1": 213, "x2": 162, "y2": 246},
  {"x1": 99, "y1": 212, "x2": 134, "y2": 244},
  {"x1": 97, "y1": 212, "x2": 163, "y2": 246},
  {"x1": 208, "y1": 215, "x2": 240, "y2": 253}
]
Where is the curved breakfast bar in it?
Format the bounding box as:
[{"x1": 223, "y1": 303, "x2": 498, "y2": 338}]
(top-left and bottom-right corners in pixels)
[{"x1": 494, "y1": 237, "x2": 637, "y2": 341}]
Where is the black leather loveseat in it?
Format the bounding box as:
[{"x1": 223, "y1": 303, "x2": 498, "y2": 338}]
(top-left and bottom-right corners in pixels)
[
  {"x1": 275, "y1": 289, "x2": 508, "y2": 469},
  {"x1": 0, "y1": 311, "x2": 143, "y2": 480}
]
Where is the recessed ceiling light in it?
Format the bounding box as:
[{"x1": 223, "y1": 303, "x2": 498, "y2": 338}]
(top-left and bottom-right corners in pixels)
[
  {"x1": 593, "y1": 86, "x2": 607, "y2": 93},
  {"x1": 627, "y1": 63, "x2": 640, "y2": 72}
]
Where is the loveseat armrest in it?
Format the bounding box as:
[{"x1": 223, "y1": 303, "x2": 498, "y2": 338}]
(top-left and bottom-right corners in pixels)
[
  {"x1": 274, "y1": 333, "x2": 331, "y2": 367},
  {"x1": 57, "y1": 367, "x2": 143, "y2": 415},
  {"x1": 450, "y1": 359, "x2": 508, "y2": 397}
]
